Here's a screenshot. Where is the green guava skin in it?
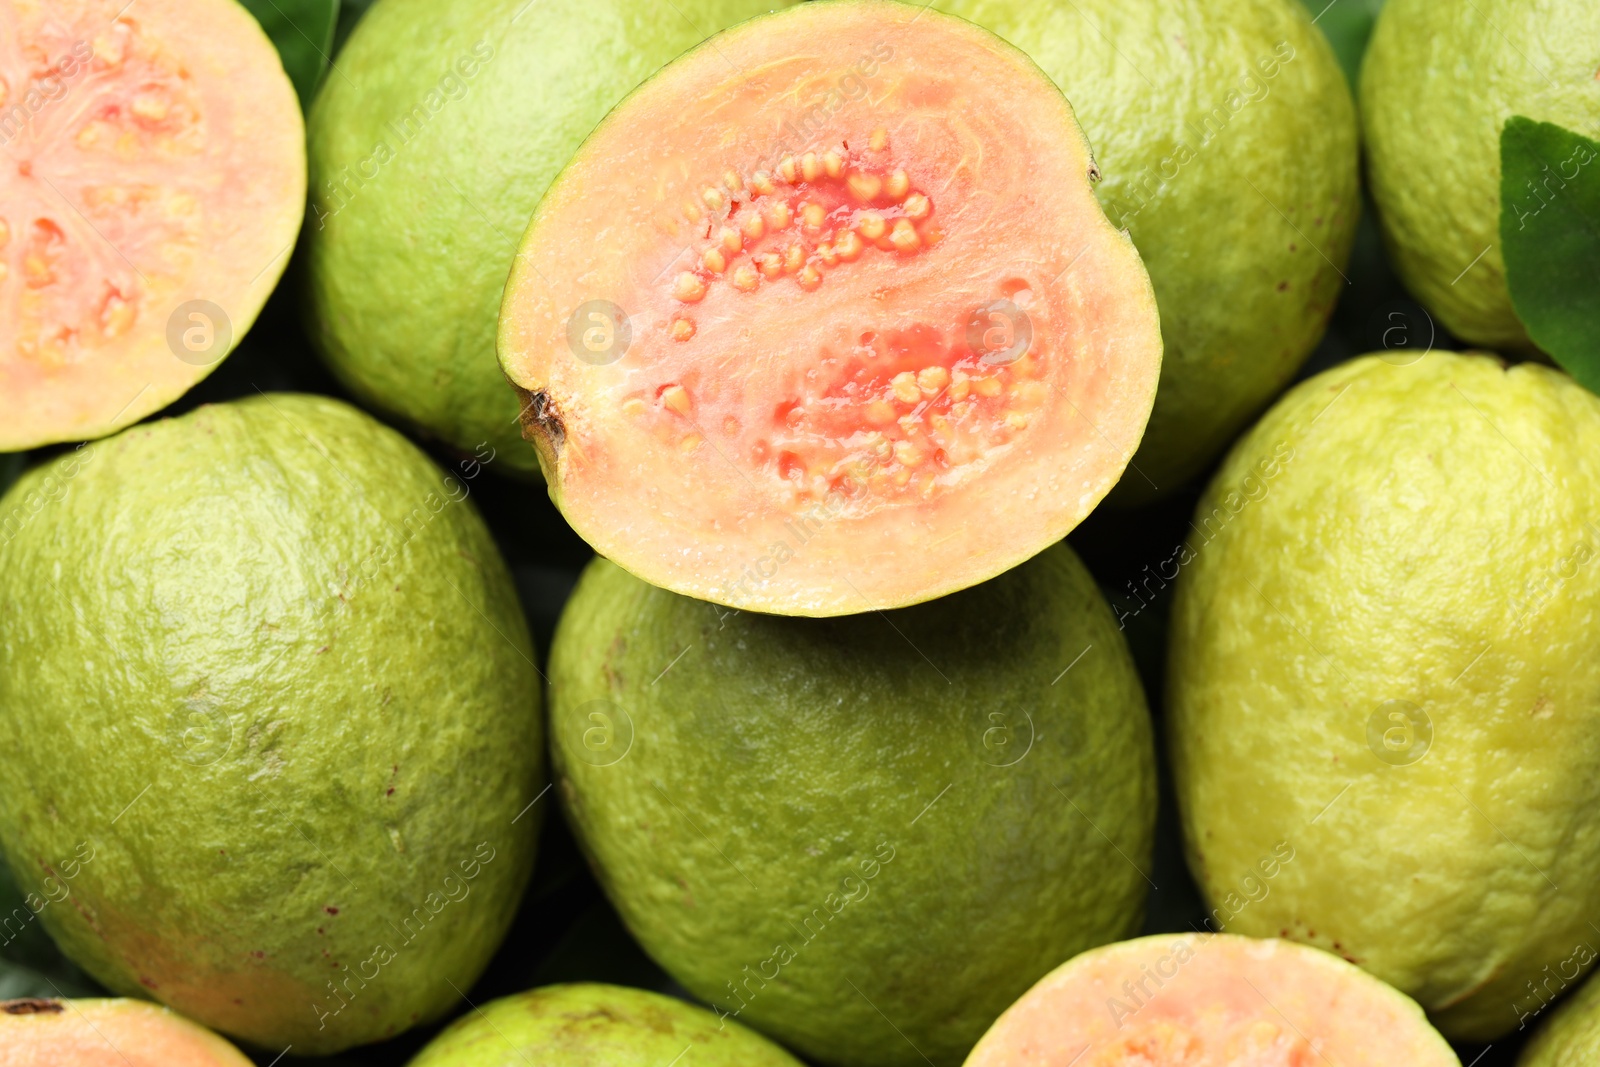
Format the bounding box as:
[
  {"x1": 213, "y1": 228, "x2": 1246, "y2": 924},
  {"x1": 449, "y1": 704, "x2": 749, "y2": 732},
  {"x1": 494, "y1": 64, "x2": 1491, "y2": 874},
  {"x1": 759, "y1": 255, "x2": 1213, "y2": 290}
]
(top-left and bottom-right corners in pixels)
[
  {"x1": 0, "y1": 395, "x2": 543, "y2": 1054},
  {"x1": 1520, "y1": 972, "x2": 1600, "y2": 1067},
  {"x1": 304, "y1": 0, "x2": 791, "y2": 476},
  {"x1": 1361, "y1": 0, "x2": 1600, "y2": 352},
  {"x1": 405, "y1": 983, "x2": 805, "y2": 1067},
  {"x1": 930, "y1": 0, "x2": 1358, "y2": 502},
  {"x1": 549, "y1": 544, "x2": 1156, "y2": 1067},
  {"x1": 1167, "y1": 351, "x2": 1600, "y2": 1042}
]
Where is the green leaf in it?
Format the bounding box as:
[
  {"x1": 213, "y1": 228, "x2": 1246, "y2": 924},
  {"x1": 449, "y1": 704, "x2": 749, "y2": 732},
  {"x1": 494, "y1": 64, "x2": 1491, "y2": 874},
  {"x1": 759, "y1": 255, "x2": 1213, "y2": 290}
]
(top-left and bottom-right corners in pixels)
[
  {"x1": 1501, "y1": 116, "x2": 1600, "y2": 392},
  {"x1": 238, "y1": 0, "x2": 340, "y2": 109},
  {"x1": 1298, "y1": 0, "x2": 1385, "y2": 87}
]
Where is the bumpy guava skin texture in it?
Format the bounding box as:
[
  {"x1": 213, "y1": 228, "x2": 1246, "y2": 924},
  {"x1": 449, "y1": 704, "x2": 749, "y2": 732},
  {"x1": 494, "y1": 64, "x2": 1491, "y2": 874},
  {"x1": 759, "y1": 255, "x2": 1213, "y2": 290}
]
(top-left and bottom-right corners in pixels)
[
  {"x1": 304, "y1": 0, "x2": 791, "y2": 475},
  {"x1": 1168, "y1": 352, "x2": 1600, "y2": 1042},
  {"x1": 0, "y1": 395, "x2": 543, "y2": 1054},
  {"x1": 931, "y1": 0, "x2": 1358, "y2": 501},
  {"x1": 405, "y1": 983, "x2": 805, "y2": 1067},
  {"x1": 0, "y1": 998, "x2": 254, "y2": 1067},
  {"x1": 549, "y1": 544, "x2": 1156, "y2": 1067},
  {"x1": 1519, "y1": 972, "x2": 1600, "y2": 1067},
  {"x1": 1361, "y1": 0, "x2": 1600, "y2": 351}
]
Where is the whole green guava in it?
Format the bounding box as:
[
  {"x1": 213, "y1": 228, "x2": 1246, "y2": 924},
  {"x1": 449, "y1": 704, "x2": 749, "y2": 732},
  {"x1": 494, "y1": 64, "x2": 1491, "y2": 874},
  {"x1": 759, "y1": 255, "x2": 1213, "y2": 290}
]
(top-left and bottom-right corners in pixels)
[
  {"x1": 548, "y1": 543, "x2": 1156, "y2": 1067},
  {"x1": 304, "y1": 0, "x2": 791, "y2": 475},
  {"x1": 0, "y1": 395, "x2": 543, "y2": 1054},
  {"x1": 406, "y1": 983, "x2": 804, "y2": 1067},
  {"x1": 1168, "y1": 351, "x2": 1600, "y2": 1041},
  {"x1": 1361, "y1": 0, "x2": 1600, "y2": 350},
  {"x1": 931, "y1": 0, "x2": 1358, "y2": 501},
  {"x1": 1520, "y1": 972, "x2": 1600, "y2": 1067}
]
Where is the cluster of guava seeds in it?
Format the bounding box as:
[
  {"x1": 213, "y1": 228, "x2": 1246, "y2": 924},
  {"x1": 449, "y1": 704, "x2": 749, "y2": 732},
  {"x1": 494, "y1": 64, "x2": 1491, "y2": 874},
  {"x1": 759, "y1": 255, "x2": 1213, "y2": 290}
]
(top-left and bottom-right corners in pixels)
[
  {"x1": 663, "y1": 128, "x2": 939, "y2": 342},
  {"x1": 623, "y1": 129, "x2": 1054, "y2": 501},
  {"x1": 767, "y1": 335, "x2": 1051, "y2": 503},
  {"x1": 628, "y1": 325, "x2": 1050, "y2": 505}
]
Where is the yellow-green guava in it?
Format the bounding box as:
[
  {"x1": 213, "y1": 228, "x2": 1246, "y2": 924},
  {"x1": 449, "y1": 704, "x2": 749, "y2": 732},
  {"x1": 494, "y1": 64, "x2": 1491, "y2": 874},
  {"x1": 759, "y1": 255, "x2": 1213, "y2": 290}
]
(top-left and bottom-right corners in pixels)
[
  {"x1": 405, "y1": 983, "x2": 804, "y2": 1067},
  {"x1": 1361, "y1": 0, "x2": 1600, "y2": 351},
  {"x1": 548, "y1": 543, "x2": 1156, "y2": 1067},
  {"x1": 930, "y1": 0, "x2": 1359, "y2": 501},
  {"x1": 303, "y1": 0, "x2": 792, "y2": 475},
  {"x1": 1520, "y1": 973, "x2": 1600, "y2": 1067},
  {"x1": 0, "y1": 395, "x2": 543, "y2": 1054},
  {"x1": 1168, "y1": 351, "x2": 1600, "y2": 1041}
]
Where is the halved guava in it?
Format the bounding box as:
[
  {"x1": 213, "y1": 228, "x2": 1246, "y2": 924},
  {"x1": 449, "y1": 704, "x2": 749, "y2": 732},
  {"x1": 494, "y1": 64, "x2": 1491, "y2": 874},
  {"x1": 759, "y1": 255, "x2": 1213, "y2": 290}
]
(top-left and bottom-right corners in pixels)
[
  {"x1": 1, "y1": 998, "x2": 253, "y2": 1066},
  {"x1": 0, "y1": 0, "x2": 304, "y2": 451},
  {"x1": 965, "y1": 934, "x2": 1460, "y2": 1067},
  {"x1": 498, "y1": 0, "x2": 1162, "y2": 616}
]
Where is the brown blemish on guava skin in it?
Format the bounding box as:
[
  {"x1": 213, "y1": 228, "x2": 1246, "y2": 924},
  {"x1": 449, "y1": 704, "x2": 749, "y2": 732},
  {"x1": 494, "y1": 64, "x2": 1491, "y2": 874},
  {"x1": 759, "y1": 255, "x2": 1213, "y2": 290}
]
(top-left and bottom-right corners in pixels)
[
  {"x1": 67, "y1": 893, "x2": 103, "y2": 938},
  {"x1": 518, "y1": 387, "x2": 565, "y2": 460},
  {"x1": 2, "y1": 998, "x2": 64, "y2": 1014}
]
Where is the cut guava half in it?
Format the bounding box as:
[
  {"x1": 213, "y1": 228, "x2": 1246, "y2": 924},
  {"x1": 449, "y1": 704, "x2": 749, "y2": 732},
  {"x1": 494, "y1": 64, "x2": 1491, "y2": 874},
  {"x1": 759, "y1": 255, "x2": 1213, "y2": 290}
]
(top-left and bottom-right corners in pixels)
[
  {"x1": 965, "y1": 934, "x2": 1460, "y2": 1067},
  {"x1": 0, "y1": 0, "x2": 305, "y2": 451},
  {"x1": 0, "y1": 998, "x2": 253, "y2": 1066},
  {"x1": 498, "y1": 0, "x2": 1162, "y2": 616}
]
